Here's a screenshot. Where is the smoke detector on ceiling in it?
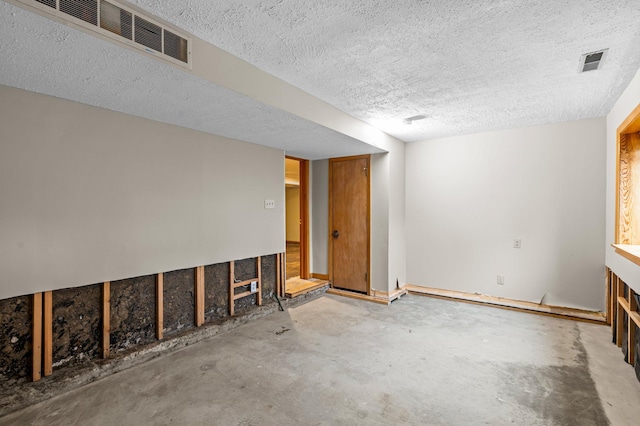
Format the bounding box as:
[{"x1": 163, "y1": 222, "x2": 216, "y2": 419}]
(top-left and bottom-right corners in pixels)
[
  {"x1": 403, "y1": 115, "x2": 427, "y2": 125},
  {"x1": 579, "y1": 49, "x2": 608, "y2": 73}
]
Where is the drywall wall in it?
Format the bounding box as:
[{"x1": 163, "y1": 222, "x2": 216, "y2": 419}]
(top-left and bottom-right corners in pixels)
[
  {"x1": 0, "y1": 85, "x2": 285, "y2": 300},
  {"x1": 406, "y1": 118, "x2": 606, "y2": 311},
  {"x1": 286, "y1": 187, "x2": 301, "y2": 242},
  {"x1": 387, "y1": 138, "x2": 407, "y2": 292},
  {"x1": 370, "y1": 153, "x2": 390, "y2": 292},
  {"x1": 606, "y1": 68, "x2": 640, "y2": 294},
  {"x1": 310, "y1": 160, "x2": 329, "y2": 275}
]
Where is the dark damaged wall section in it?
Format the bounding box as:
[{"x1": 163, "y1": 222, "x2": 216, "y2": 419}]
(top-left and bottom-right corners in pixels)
[
  {"x1": 53, "y1": 284, "x2": 102, "y2": 366},
  {"x1": 261, "y1": 254, "x2": 277, "y2": 304},
  {"x1": 0, "y1": 254, "x2": 280, "y2": 382},
  {"x1": 205, "y1": 262, "x2": 229, "y2": 322},
  {"x1": 163, "y1": 268, "x2": 195, "y2": 336},
  {"x1": 110, "y1": 275, "x2": 156, "y2": 352},
  {"x1": 0, "y1": 296, "x2": 32, "y2": 380}
]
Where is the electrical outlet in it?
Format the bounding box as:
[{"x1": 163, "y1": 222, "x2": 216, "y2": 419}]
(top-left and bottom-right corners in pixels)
[
  {"x1": 250, "y1": 281, "x2": 257, "y2": 293},
  {"x1": 264, "y1": 199, "x2": 275, "y2": 209},
  {"x1": 514, "y1": 239, "x2": 522, "y2": 249},
  {"x1": 497, "y1": 275, "x2": 505, "y2": 285}
]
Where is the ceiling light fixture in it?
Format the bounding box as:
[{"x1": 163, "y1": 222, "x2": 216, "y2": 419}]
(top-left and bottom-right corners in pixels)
[{"x1": 403, "y1": 114, "x2": 427, "y2": 125}]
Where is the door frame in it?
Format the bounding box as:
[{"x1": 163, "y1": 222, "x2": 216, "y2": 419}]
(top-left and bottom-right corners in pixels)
[
  {"x1": 285, "y1": 156, "x2": 310, "y2": 279},
  {"x1": 328, "y1": 154, "x2": 371, "y2": 294}
]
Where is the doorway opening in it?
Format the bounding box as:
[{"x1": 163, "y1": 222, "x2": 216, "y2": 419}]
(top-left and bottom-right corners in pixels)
[{"x1": 284, "y1": 157, "x2": 328, "y2": 297}]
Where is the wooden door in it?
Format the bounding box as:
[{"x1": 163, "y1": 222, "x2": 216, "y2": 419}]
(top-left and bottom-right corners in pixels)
[{"x1": 329, "y1": 155, "x2": 370, "y2": 293}]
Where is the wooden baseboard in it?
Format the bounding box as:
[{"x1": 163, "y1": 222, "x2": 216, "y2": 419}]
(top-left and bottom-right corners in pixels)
[
  {"x1": 326, "y1": 287, "x2": 408, "y2": 305},
  {"x1": 311, "y1": 273, "x2": 329, "y2": 280},
  {"x1": 371, "y1": 288, "x2": 408, "y2": 303},
  {"x1": 403, "y1": 284, "x2": 607, "y2": 324},
  {"x1": 326, "y1": 288, "x2": 390, "y2": 305}
]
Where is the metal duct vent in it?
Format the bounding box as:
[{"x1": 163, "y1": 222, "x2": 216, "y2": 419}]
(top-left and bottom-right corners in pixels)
[
  {"x1": 580, "y1": 49, "x2": 608, "y2": 73},
  {"x1": 18, "y1": 0, "x2": 191, "y2": 68}
]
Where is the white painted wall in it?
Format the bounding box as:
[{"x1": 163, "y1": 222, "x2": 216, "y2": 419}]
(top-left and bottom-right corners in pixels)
[
  {"x1": 606, "y1": 68, "x2": 640, "y2": 294},
  {"x1": 285, "y1": 187, "x2": 300, "y2": 242},
  {"x1": 0, "y1": 85, "x2": 285, "y2": 300},
  {"x1": 310, "y1": 160, "x2": 329, "y2": 275},
  {"x1": 370, "y1": 153, "x2": 390, "y2": 292},
  {"x1": 406, "y1": 118, "x2": 606, "y2": 311}
]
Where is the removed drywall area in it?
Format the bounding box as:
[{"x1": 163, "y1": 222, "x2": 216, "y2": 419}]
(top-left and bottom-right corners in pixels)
[
  {"x1": 110, "y1": 275, "x2": 156, "y2": 353},
  {"x1": 163, "y1": 268, "x2": 196, "y2": 336},
  {"x1": 0, "y1": 296, "x2": 32, "y2": 380},
  {"x1": 52, "y1": 285, "x2": 102, "y2": 366}
]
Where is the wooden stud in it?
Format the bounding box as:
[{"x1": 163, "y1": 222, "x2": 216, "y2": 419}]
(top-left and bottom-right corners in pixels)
[
  {"x1": 612, "y1": 275, "x2": 618, "y2": 338},
  {"x1": 276, "y1": 253, "x2": 281, "y2": 298},
  {"x1": 102, "y1": 282, "x2": 110, "y2": 359},
  {"x1": 629, "y1": 289, "x2": 638, "y2": 366},
  {"x1": 605, "y1": 269, "x2": 611, "y2": 326},
  {"x1": 156, "y1": 273, "x2": 164, "y2": 340},
  {"x1": 229, "y1": 261, "x2": 235, "y2": 316},
  {"x1": 32, "y1": 292, "x2": 42, "y2": 382},
  {"x1": 280, "y1": 252, "x2": 287, "y2": 296},
  {"x1": 616, "y1": 279, "x2": 625, "y2": 347},
  {"x1": 195, "y1": 266, "x2": 205, "y2": 327},
  {"x1": 43, "y1": 291, "x2": 53, "y2": 377},
  {"x1": 257, "y1": 256, "x2": 262, "y2": 306}
]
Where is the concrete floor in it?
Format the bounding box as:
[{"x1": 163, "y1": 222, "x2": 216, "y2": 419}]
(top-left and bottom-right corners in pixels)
[{"x1": 2, "y1": 294, "x2": 640, "y2": 425}]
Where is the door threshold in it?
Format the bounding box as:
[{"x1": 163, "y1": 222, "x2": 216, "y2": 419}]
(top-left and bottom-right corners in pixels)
[{"x1": 285, "y1": 278, "x2": 329, "y2": 298}]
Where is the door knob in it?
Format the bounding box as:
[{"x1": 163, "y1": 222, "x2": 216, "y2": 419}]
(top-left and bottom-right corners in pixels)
[{"x1": 332, "y1": 230, "x2": 339, "y2": 239}]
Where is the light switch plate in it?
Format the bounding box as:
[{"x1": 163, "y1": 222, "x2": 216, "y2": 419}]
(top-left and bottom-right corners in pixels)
[{"x1": 264, "y1": 199, "x2": 275, "y2": 209}]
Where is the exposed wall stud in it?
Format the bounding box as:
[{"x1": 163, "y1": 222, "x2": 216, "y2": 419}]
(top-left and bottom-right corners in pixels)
[
  {"x1": 32, "y1": 292, "x2": 43, "y2": 382},
  {"x1": 195, "y1": 266, "x2": 205, "y2": 326},
  {"x1": 257, "y1": 256, "x2": 262, "y2": 306},
  {"x1": 156, "y1": 273, "x2": 164, "y2": 339},
  {"x1": 276, "y1": 253, "x2": 281, "y2": 298},
  {"x1": 229, "y1": 261, "x2": 235, "y2": 316},
  {"x1": 43, "y1": 291, "x2": 53, "y2": 377},
  {"x1": 102, "y1": 282, "x2": 110, "y2": 359}
]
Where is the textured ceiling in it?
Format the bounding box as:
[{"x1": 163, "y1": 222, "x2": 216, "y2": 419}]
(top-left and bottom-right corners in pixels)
[
  {"x1": 0, "y1": 2, "x2": 384, "y2": 160},
  {"x1": 130, "y1": 0, "x2": 640, "y2": 141},
  {"x1": 2, "y1": 0, "x2": 640, "y2": 157}
]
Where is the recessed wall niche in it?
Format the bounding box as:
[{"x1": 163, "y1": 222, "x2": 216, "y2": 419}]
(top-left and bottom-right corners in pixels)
[{"x1": 615, "y1": 103, "x2": 640, "y2": 265}]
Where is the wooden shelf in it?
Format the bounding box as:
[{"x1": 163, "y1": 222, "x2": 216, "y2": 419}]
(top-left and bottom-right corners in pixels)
[{"x1": 612, "y1": 244, "x2": 640, "y2": 267}]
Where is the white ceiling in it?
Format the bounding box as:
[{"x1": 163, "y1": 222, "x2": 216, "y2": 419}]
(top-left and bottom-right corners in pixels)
[
  {"x1": 129, "y1": 0, "x2": 640, "y2": 141},
  {"x1": 2, "y1": 0, "x2": 640, "y2": 158}
]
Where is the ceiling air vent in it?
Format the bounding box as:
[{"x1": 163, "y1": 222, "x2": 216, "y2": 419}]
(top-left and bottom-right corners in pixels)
[
  {"x1": 60, "y1": 0, "x2": 97, "y2": 26},
  {"x1": 15, "y1": 0, "x2": 191, "y2": 68},
  {"x1": 579, "y1": 49, "x2": 608, "y2": 73},
  {"x1": 34, "y1": 0, "x2": 55, "y2": 8},
  {"x1": 134, "y1": 15, "x2": 162, "y2": 53},
  {"x1": 100, "y1": 1, "x2": 132, "y2": 40}
]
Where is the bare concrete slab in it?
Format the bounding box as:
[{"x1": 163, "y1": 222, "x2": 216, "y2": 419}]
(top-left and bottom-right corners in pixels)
[{"x1": 2, "y1": 294, "x2": 639, "y2": 425}]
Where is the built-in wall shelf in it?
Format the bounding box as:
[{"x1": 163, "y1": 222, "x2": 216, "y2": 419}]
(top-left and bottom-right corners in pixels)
[
  {"x1": 615, "y1": 103, "x2": 640, "y2": 252},
  {"x1": 612, "y1": 244, "x2": 640, "y2": 267}
]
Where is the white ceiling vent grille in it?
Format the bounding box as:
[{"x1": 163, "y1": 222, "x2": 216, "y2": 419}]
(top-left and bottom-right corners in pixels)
[
  {"x1": 579, "y1": 49, "x2": 608, "y2": 73},
  {"x1": 60, "y1": 0, "x2": 97, "y2": 26},
  {"x1": 16, "y1": 0, "x2": 191, "y2": 68}
]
